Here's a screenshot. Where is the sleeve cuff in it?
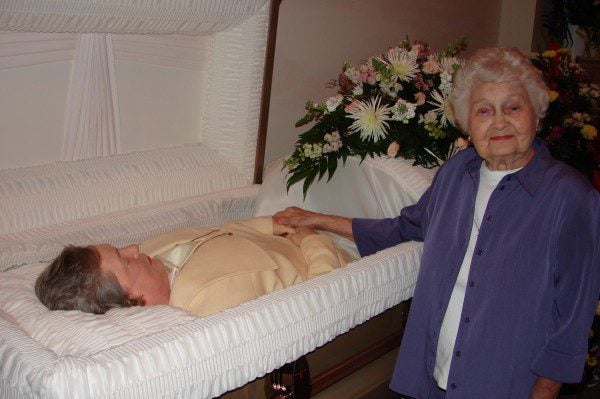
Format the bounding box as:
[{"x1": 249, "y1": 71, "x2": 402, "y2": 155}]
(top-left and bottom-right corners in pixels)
[
  {"x1": 300, "y1": 234, "x2": 341, "y2": 279},
  {"x1": 531, "y1": 347, "x2": 586, "y2": 383}
]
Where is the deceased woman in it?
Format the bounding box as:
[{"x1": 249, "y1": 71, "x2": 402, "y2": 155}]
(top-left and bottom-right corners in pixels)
[{"x1": 36, "y1": 216, "x2": 349, "y2": 318}]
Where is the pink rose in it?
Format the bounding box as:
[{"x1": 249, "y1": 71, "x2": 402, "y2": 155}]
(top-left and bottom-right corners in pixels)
[
  {"x1": 422, "y1": 61, "x2": 440, "y2": 74},
  {"x1": 387, "y1": 141, "x2": 400, "y2": 157},
  {"x1": 344, "y1": 100, "x2": 360, "y2": 113},
  {"x1": 414, "y1": 92, "x2": 426, "y2": 105},
  {"x1": 360, "y1": 71, "x2": 377, "y2": 85}
]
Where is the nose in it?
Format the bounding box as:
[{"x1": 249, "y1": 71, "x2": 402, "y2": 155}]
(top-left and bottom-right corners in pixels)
[
  {"x1": 493, "y1": 112, "x2": 507, "y2": 130},
  {"x1": 118, "y1": 244, "x2": 140, "y2": 259}
]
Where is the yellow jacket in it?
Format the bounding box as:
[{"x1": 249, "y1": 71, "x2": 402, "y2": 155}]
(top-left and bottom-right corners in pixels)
[{"x1": 139, "y1": 217, "x2": 347, "y2": 317}]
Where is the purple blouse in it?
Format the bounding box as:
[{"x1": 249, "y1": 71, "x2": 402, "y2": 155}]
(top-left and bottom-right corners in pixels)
[{"x1": 353, "y1": 139, "x2": 600, "y2": 398}]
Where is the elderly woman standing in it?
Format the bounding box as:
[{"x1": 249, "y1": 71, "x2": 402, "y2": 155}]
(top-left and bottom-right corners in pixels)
[{"x1": 274, "y1": 48, "x2": 600, "y2": 399}]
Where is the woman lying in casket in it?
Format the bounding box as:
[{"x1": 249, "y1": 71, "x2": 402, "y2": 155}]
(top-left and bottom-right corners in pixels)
[{"x1": 35, "y1": 216, "x2": 351, "y2": 317}]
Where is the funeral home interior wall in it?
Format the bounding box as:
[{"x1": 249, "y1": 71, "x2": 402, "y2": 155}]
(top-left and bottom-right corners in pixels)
[{"x1": 263, "y1": 0, "x2": 527, "y2": 167}]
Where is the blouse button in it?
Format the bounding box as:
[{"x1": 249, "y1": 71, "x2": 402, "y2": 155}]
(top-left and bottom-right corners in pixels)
[
  {"x1": 451, "y1": 383, "x2": 457, "y2": 389},
  {"x1": 477, "y1": 249, "x2": 484, "y2": 256},
  {"x1": 497, "y1": 185, "x2": 505, "y2": 191},
  {"x1": 455, "y1": 350, "x2": 462, "y2": 357},
  {"x1": 486, "y1": 215, "x2": 493, "y2": 222},
  {"x1": 465, "y1": 317, "x2": 471, "y2": 323},
  {"x1": 469, "y1": 281, "x2": 475, "y2": 287}
]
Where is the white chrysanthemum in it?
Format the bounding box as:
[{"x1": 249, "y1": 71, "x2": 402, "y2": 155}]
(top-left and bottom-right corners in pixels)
[
  {"x1": 428, "y1": 90, "x2": 454, "y2": 127},
  {"x1": 439, "y1": 56, "x2": 462, "y2": 74},
  {"x1": 346, "y1": 97, "x2": 392, "y2": 142},
  {"x1": 391, "y1": 99, "x2": 417, "y2": 124},
  {"x1": 384, "y1": 47, "x2": 419, "y2": 82},
  {"x1": 439, "y1": 71, "x2": 453, "y2": 95}
]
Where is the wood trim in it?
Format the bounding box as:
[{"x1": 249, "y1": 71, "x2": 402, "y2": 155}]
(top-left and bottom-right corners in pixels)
[
  {"x1": 253, "y1": 0, "x2": 282, "y2": 184},
  {"x1": 310, "y1": 299, "x2": 411, "y2": 395}
]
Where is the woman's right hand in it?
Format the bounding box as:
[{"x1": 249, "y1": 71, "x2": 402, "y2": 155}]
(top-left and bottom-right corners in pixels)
[
  {"x1": 273, "y1": 207, "x2": 355, "y2": 242},
  {"x1": 273, "y1": 207, "x2": 322, "y2": 229}
]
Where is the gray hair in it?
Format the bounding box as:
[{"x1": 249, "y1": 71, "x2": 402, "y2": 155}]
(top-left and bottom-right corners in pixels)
[
  {"x1": 35, "y1": 245, "x2": 145, "y2": 314},
  {"x1": 450, "y1": 47, "x2": 549, "y2": 132}
]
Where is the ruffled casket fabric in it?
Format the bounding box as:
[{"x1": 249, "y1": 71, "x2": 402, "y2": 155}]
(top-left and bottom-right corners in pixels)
[
  {"x1": 0, "y1": 0, "x2": 269, "y2": 34},
  {"x1": 0, "y1": 143, "x2": 257, "y2": 270},
  {"x1": 1, "y1": 241, "x2": 423, "y2": 398},
  {"x1": 0, "y1": 149, "x2": 434, "y2": 398}
]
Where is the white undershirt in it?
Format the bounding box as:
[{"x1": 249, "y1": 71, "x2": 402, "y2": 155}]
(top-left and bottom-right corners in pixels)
[{"x1": 433, "y1": 162, "x2": 519, "y2": 389}]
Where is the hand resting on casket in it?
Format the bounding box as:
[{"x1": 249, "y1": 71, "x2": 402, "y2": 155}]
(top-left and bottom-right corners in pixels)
[
  {"x1": 35, "y1": 216, "x2": 350, "y2": 318},
  {"x1": 274, "y1": 206, "x2": 354, "y2": 241}
]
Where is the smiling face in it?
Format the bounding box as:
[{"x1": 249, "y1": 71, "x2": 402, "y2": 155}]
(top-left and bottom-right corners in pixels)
[
  {"x1": 95, "y1": 244, "x2": 171, "y2": 306},
  {"x1": 468, "y1": 81, "x2": 538, "y2": 171}
]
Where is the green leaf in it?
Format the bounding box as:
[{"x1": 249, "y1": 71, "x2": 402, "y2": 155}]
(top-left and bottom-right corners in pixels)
[
  {"x1": 295, "y1": 113, "x2": 316, "y2": 127},
  {"x1": 302, "y1": 170, "x2": 317, "y2": 199},
  {"x1": 286, "y1": 172, "x2": 306, "y2": 192},
  {"x1": 327, "y1": 156, "x2": 338, "y2": 181},
  {"x1": 371, "y1": 58, "x2": 391, "y2": 80},
  {"x1": 318, "y1": 157, "x2": 328, "y2": 180}
]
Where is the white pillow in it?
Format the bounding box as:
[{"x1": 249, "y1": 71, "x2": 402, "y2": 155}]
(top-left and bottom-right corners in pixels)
[
  {"x1": 254, "y1": 155, "x2": 435, "y2": 218},
  {"x1": 254, "y1": 155, "x2": 435, "y2": 258}
]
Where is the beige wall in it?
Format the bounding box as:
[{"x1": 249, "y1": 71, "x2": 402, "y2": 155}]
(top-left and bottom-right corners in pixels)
[
  {"x1": 497, "y1": 0, "x2": 539, "y2": 53},
  {"x1": 264, "y1": 0, "x2": 505, "y2": 166}
]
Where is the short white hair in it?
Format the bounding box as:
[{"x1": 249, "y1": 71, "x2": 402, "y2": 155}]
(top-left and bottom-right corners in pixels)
[{"x1": 450, "y1": 47, "x2": 549, "y2": 132}]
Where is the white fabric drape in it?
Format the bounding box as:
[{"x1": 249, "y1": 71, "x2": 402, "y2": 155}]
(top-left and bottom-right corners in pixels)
[{"x1": 62, "y1": 33, "x2": 121, "y2": 161}]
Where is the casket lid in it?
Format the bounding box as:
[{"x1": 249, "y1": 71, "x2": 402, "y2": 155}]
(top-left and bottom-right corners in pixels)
[{"x1": 0, "y1": 0, "x2": 268, "y2": 35}]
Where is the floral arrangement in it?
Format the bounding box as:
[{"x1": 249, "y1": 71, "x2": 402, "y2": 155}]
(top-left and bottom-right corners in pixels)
[
  {"x1": 533, "y1": 48, "x2": 600, "y2": 391},
  {"x1": 284, "y1": 38, "x2": 600, "y2": 196},
  {"x1": 533, "y1": 47, "x2": 600, "y2": 181},
  {"x1": 283, "y1": 37, "x2": 469, "y2": 196},
  {"x1": 583, "y1": 303, "x2": 600, "y2": 388}
]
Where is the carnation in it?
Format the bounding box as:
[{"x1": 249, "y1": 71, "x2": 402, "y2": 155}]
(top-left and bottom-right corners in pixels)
[
  {"x1": 533, "y1": 49, "x2": 599, "y2": 180},
  {"x1": 325, "y1": 94, "x2": 344, "y2": 113},
  {"x1": 391, "y1": 99, "x2": 417, "y2": 124}
]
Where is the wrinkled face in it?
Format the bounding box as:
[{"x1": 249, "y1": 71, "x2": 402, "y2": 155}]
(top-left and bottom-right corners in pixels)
[
  {"x1": 95, "y1": 244, "x2": 170, "y2": 306},
  {"x1": 468, "y1": 81, "x2": 538, "y2": 170}
]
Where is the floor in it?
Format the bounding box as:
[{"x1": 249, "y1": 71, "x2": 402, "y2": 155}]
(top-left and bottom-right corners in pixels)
[
  {"x1": 311, "y1": 344, "x2": 600, "y2": 399},
  {"x1": 360, "y1": 378, "x2": 600, "y2": 399}
]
